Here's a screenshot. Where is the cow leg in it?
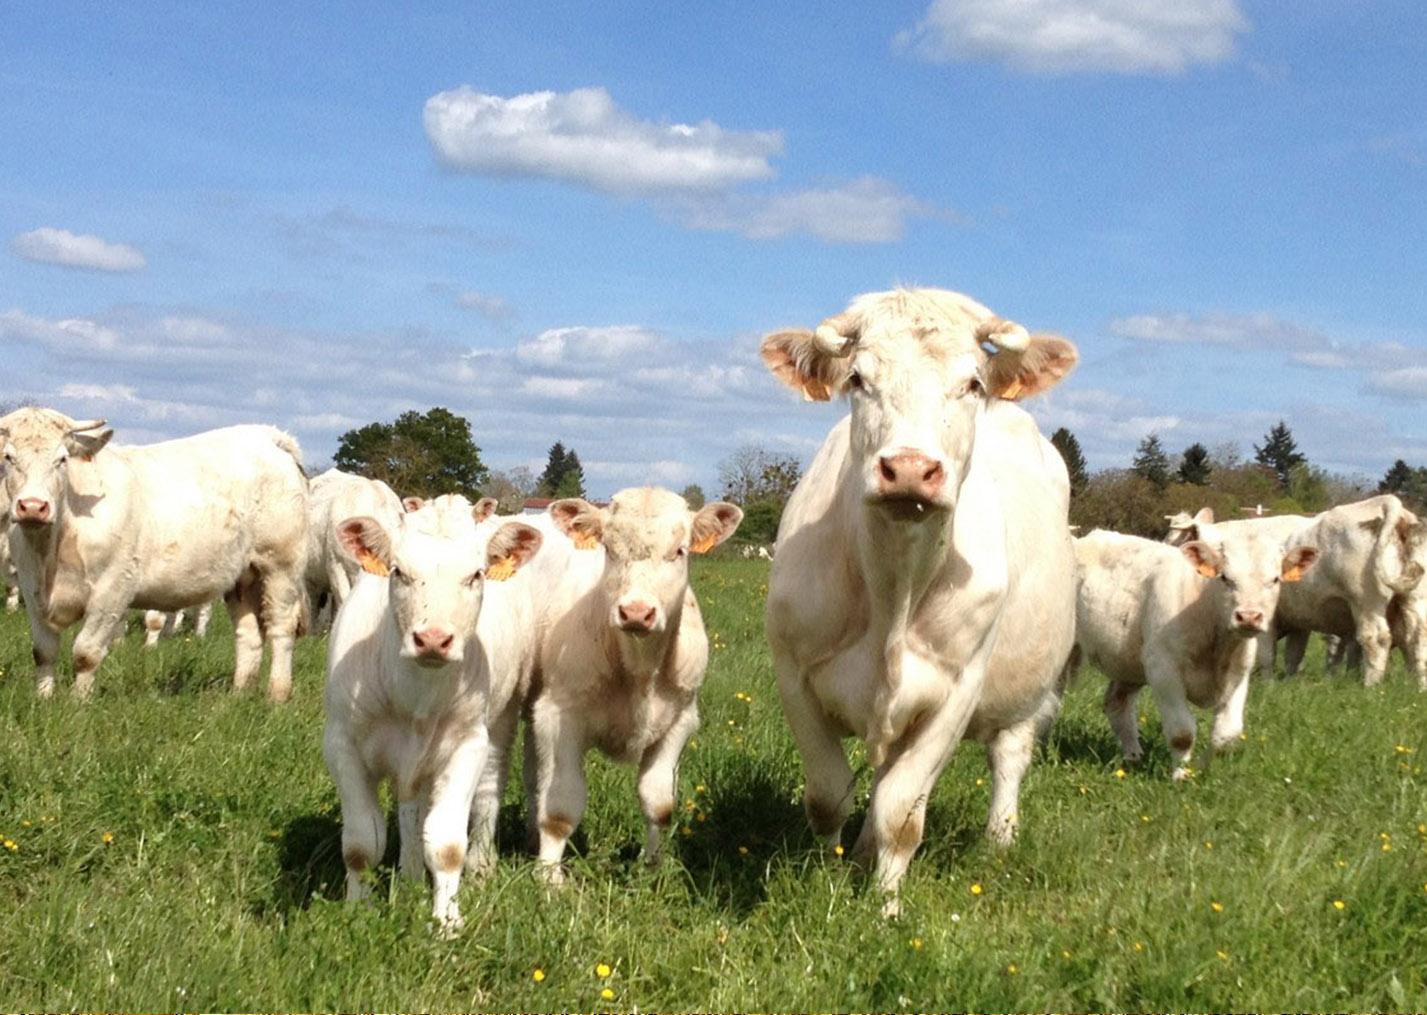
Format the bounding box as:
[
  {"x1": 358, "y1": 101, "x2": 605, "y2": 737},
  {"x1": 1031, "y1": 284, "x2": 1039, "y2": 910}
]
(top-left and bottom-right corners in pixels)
[
  {"x1": 225, "y1": 581, "x2": 263, "y2": 692},
  {"x1": 1398, "y1": 600, "x2": 1427, "y2": 691},
  {"x1": 984, "y1": 717, "x2": 1036, "y2": 848},
  {"x1": 194, "y1": 601, "x2": 212, "y2": 638},
  {"x1": 70, "y1": 604, "x2": 127, "y2": 700},
  {"x1": 636, "y1": 704, "x2": 700, "y2": 866},
  {"x1": 1103, "y1": 680, "x2": 1144, "y2": 763},
  {"x1": 325, "y1": 733, "x2": 385, "y2": 903},
  {"x1": 143, "y1": 610, "x2": 166, "y2": 648},
  {"x1": 4, "y1": 580, "x2": 19, "y2": 613},
  {"x1": 775, "y1": 654, "x2": 855, "y2": 846},
  {"x1": 398, "y1": 797, "x2": 426, "y2": 883},
  {"x1": 259, "y1": 571, "x2": 302, "y2": 703},
  {"x1": 1210, "y1": 666, "x2": 1251, "y2": 753},
  {"x1": 424, "y1": 730, "x2": 486, "y2": 935},
  {"x1": 326, "y1": 560, "x2": 353, "y2": 613},
  {"x1": 1356, "y1": 611, "x2": 1393, "y2": 687},
  {"x1": 530, "y1": 699, "x2": 587, "y2": 885},
  {"x1": 1146, "y1": 659, "x2": 1197, "y2": 781},
  {"x1": 1282, "y1": 631, "x2": 1310, "y2": 677},
  {"x1": 1255, "y1": 630, "x2": 1276, "y2": 676},
  {"x1": 467, "y1": 701, "x2": 519, "y2": 877},
  {"x1": 23, "y1": 601, "x2": 61, "y2": 699}
]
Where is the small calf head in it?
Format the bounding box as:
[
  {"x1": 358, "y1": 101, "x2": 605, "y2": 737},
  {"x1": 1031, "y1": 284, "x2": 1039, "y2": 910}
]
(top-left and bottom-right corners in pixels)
[
  {"x1": 550, "y1": 488, "x2": 742, "y2": 637},
  {"x1": 337, "y1": 509, "x2": 542, "y2": 667},
  {"x1": 1163, "y1": 507, "x2": 1214, "y2": 547},
  {"x1": 0, "y1": 408, "x2": 112, "y2": 529},
  {"x1": 1180, "y1": 531, "x2": 1318, "y2": 636}
]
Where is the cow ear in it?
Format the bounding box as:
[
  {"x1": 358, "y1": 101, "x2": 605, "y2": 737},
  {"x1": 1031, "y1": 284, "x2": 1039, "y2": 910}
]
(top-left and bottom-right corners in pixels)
[
  {"x1": 690, "y1": 502, "x2": 744, "y2": 554},
  {"x1": 760, "y1": 329, "x2": 853, "y2": 402},
  {"x1": 472, "y1": 497, "x2": 499, "y2": 524},
  {"x1": 485, "y1": 522, "x2": 542, "y2": 581},
  {"x1": 1281, "y1": 545, "x2": 1318, "y2": 582},
  {"x1": 1194, "y1": 506, "x2": 1215, "y2": 525},
  {"x1": 1180, "y1": 540, "x2": 1223, "y2": 579},
  {"x1": 550, "y1": 498, "x2": 605, "y2": 550},
  {"x1": 64, "y1": 427, "x2": 114, "y2": 460},
  {"x1": 402, "y1": 496, "x2": 425, "y2": 514},
  {"x1": 984, "y1": 333, "x2": 1078, "y2": 401},
  {"x1": 337, "y1": 516, "x2": 394, "y2": 577}
]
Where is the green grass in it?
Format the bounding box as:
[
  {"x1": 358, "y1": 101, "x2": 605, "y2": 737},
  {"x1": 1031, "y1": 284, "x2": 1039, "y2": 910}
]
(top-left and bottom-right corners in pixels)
[{"x1": 1, "y1": 558, "x2": 1425, "y2": 1010}]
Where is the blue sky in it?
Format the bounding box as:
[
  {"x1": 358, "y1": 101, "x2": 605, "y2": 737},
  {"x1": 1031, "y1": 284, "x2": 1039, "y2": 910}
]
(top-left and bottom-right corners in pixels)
[{"x1": 3, "y1": 1, "x2": 1425, "y2": 494}]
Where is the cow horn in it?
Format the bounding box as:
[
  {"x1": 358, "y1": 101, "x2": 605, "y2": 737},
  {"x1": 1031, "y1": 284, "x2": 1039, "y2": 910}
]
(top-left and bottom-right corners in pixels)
[
  {"x1": 67, "y1": 418, "x2": 108, "y2": 434},
  {"x1": 975, "y1": 317, "x2": 1031, "y2": 352},
  {"x1": 813, "y1": 313, "x2": 856, "y2": 356}
]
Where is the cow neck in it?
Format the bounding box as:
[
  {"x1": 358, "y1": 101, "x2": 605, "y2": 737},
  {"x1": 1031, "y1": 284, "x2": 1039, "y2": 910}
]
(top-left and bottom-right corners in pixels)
[
  {"x1": 856, "y1": 500, "x2": 954, "y2": 653},
  {"x1": 14, "y1": 518, "x2": 62, "y2": 609},
  {"x1": 381, "y1": 616, "x2": 470, "y2": 721},
  {"x1": 602, "y1": 597, "x2": 683, "y2": 690}
]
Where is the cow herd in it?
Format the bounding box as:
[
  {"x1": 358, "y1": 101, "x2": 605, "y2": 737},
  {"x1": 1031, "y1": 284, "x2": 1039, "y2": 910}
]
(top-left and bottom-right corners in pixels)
[{"x1": 2, "y1": 287, "x2": 1424, "y2": 931}]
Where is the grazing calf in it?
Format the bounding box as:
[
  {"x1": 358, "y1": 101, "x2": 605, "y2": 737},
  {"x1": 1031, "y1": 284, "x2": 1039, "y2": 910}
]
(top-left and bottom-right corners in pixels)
[
  {"x1": 306, "y1": 468, "x2": 407, "y2": 617},
  {"x1": 1275, "y1": 495, "x2": 1427, "y2": 688},
  {"x1": 529, "y1": 488, "x2": 742, "y2": 882},
  {"x1": 0, "y1": 408, "x2": 308, "y2": 700},
  {"x1": 760, "y1": 288, "x2": 1079, "y2": 907},
  {"x1": 323, "y1": 503, "x2": 542, "y2": 932},
  {"x1": 1074, "y1": 526, "x2": 1318, "y2": 779}
]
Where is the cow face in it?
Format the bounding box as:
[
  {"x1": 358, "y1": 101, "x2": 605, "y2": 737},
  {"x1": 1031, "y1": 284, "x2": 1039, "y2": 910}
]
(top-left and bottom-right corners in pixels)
[
  {"x1": 337, "y1": 511, "x2": 541, "y2": 668},
  {"x1": 761, "y1": 289, "x2": 1076, "y2": 520},
  {"x1": 551, "y1": 489, "x2": 742, "y2": 637},
  {"x1": 0, "y1": 408, "x2": 112, "y2": 529},
  {"x1": 1180, "y1": 530, "x2": 1318, "y2": 636}
]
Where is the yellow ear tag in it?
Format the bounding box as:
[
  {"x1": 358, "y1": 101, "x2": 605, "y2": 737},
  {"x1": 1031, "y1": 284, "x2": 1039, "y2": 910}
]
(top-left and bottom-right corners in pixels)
[
  {"x1": 999, "y1": 378, "x2": 1024, "y2": 400},
  {"x1": 1282, "y1": 563, "x2": 1307, "y2": 582},
  {"x1": 358, "y1": 552, "x2": 390, "y2": 578},
  {"x1": 690, "y1": 533, "x2": 719, "y2": 555},
  {"x1": 573, "y1": 531, "x2": 600, "y2": 550},
  {"x1": 486, "y1": 558, "x2": 516, "y2": 582},
  {"x1": 1193, "y1": 562, "x2": 1218, "y2": 579}
]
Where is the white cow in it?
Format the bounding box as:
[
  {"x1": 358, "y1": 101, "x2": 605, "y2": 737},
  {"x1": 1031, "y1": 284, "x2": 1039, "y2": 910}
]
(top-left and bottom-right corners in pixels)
[
  {"x1": 760, "y1": 287, "x2": 1079, "y2": 905},
  {"x1": 1275, "y1": 495, "x2": 1426, "y2": 687},
  {"x1": 306, "y1": 468, "x2": 407, "y2": 617},
  {"x1": 0, "y1": 512, "x2": 18, "y2": 612},
  {"x1": 323, "y1": 499, "x2": 542, "y2": 932},
  {"x1": 0, "y1": 408, "x2": 309, "y2": 700},
  {"x1": 1074, "y1": 526, "x2": 1318, "y2": 779},
  {"x1": 142, "y1": 602, "x2": 216, "y2": 647},
  {"x1": 529, "y1": 488, "x2": 742, "y2": 881}
]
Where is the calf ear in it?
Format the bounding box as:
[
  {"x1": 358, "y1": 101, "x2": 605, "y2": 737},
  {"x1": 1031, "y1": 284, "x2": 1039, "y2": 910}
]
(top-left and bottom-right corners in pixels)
[
  {"x1": 984, "y1": 333, "x2": 1078, "y2": 401},
  {"x1": 1281, "y1": 546, "x2": 1318, "y2": 582},
  {"x1": 690, "y1": 502, "x2": 744, "y2": 554},
  {"x1": 472, "y1": 497, "x2": 499, "y2": 523},
  {"x1": 550, "y1": 498, "x2": 606, "y2": 550},
  {"x1": 760, "y1": 329, "x2": 853, "y2": 402},
  {"x1": 485, "y1": 522, "x2": 543, "y2": 581},
  {"x1": 1180, "y1": 540, "x2": 1223, "y2": 579},
  {"x1": 402, "y1": 496, "x2": 425, "y2": 514},
  {"x1": 64, "y1": 426, "x2": 114, "y2": 460},
  {"x1": 336, "y1": 516, "x2": 394, "y2": 577}
]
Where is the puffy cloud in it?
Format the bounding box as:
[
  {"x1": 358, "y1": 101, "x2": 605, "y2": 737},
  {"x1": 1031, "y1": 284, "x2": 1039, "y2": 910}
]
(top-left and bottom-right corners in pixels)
[
  {"x1": 11, "y1": 227, "x2": 147, "y2": 272},
  {"x1": 454, "y1": 291, "x2": 514, "y2": 320},
  {"x1": 678, "y1": 177, "x2": 941, "y2": 244},
  {"x1": 897, "y1": 0, "x2": 1249, "y2": 74},
  {"x1": 1366, "y1": 367, "x2": 1427, "y2": 400},
  {"x1": 424, "y1": 86, "x2": 782, "y2": 196},
  {"x1": 515, "y1": 325, "x2": 661, "y2": 367}
]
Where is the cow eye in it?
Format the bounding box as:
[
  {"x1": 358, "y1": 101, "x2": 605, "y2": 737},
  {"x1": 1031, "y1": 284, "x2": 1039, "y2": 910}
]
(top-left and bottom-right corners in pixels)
[
  {"x1": 846, "y1": 371, "x2": 864, "y2": 392},
  {"x1": 669, "y1": 546, "x2": 688, "y2": 561},
  {"x1": 467, "y1": 569, "x2": 485, "y2": 586},
  {"x1": 963, "y1": 376, "x2": 985, "y2": 397}
]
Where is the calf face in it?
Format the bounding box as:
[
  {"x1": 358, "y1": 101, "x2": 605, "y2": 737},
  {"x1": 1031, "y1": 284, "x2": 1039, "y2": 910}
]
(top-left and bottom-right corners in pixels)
[
  {"x1": 550, "y1": 488, "x2": 742, "y2": 637},
  {"x1": 0, "y1": 409, "x2": 112, "y2": 529},
  {"x1": 1180, "y1": 533, "x2": 1318, "y2": 636},
  {"x1": 337, "y1": 510, "x2": 542, "y2": 667},
  {"x1": 761, "y1": 290, "x2": 1076, "y2": 520}
]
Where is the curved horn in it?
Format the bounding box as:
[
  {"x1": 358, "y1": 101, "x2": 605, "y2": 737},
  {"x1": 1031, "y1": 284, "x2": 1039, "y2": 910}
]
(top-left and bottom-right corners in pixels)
[
  {"x1": 812, "y1": 312, "x2": 856, "y2": 356},
  {"x1": 67, "y1": 418, "x2": 108, "y2": 434},
  {"x1": 975, "y1": 317, "x2": 1030, "y2": 352}
]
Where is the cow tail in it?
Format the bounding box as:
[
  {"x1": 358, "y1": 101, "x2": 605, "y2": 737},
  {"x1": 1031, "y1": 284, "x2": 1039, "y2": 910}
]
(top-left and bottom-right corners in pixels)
[{"x1": 1373, "y1": 497, "x2": 1422, "y2": 595}]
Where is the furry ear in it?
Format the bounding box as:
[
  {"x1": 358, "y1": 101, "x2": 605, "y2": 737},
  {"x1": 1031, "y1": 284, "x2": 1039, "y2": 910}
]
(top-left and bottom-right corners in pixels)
[
  {"x1": 402, "y1": 496, "x2": 425, "y2": 514},
  {"x1": 64, "y1": 426, "x2": 114, "y2": 460},
  {"x1": 690, "y1": 502, "x2": 744, "y2": 554},
  {"x1": 485, "y1": 522, "x2": 542, "y2": 581},
  {"x1": 472, "y1": 497, "x2": 499, "y2": 524},
  {"x1": 984, "y1": 333, "x2": 1078, "y2": 401},
  {"x1": 1281, "y1": 545, "x2": 1318, "y2": 582},
  {"x1": 549, "y1": 498, "x2": 606, "y2": 550},
  {"x1": 336, "y1": 516, "x2": 393, "y2": 577},
  {"x1": 1180, "y1": 540, "x2": 1223, "y2": 579},
  {"x1": 760, "y1": 329, "x2": 853, "y2": 402}
]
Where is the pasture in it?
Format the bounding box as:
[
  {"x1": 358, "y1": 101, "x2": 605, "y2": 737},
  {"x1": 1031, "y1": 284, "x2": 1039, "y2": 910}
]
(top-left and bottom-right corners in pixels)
[{"x1": 1, "y1": 558, "x2": 1424, "y2": 1011}]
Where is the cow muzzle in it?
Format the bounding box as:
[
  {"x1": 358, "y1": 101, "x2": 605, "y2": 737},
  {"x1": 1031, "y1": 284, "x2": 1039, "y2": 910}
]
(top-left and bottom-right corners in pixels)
[
  {"x1": 13, "y1": 498, "x2": 53, "y2": 526},
  {"x1": 614, "y1": 599, "x2": 660, "y2": 635},
  {"x1": 871, "y1": 449, "x2": 948, "y2": 518},
  {"x1": 1232, "y1": 609, "x2": 1266, "y2": 633},
  {"x1": 410, "y1": 626, "x2": 458, "y2": 666}
]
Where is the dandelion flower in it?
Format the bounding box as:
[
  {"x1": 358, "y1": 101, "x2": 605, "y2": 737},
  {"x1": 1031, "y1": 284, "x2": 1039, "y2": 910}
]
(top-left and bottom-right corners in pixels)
[
  {"x1": 970, "y1": 883, "x2": 983, "y2": 896},
  {"x1": 1006, "y1": 963, "x2": 1019, "y2": 975},
  {"x1": 833, "y1": 844, "x2": 844, "y2": 858},
  {"x1": 1062, "y1": 950, "x2": 1072, "y2": 959},
  {"x1": 1204, "y1": 841, "x2": 1214, "y2": 850},
  {"x1": 2, "y1": 839, "x2": 16, "y2": 852},
  {"x1": 595, "y1": 962, "x2": 612, "y2": 978},
  {"x1": 1335, "y1": 859, "x2": 1346, "y2": 868},
  {"x1": 1114, "y1": 769, "x2": 1127, "y2": 780},
  {"x1": 910, "y1": 937, "x2": 923, "y2": 950},
  {"x1": 1332, "y1": 899, "x2": 1345, "y2": 910},
  {"x1": 600, "y1": 987, "x2": 615, "y2": 1001},
  {"x1": 1133, "y1": 941, "x2": 1145, "y2": 952},
  {"x1": 532, "y1": 969, "x2": 546, "y2": 983},
  {"x1": 738, "y1": 845, "x2": 749, "y2": 856},
  {"x1": 1211, "y1": 901, "x2": 1224, "y2": 913},
  {"x1": 101, "y1": 831, "x2": 114, "y2": 845},
  {"x1": 1217, "y1": 949, "x2": 1230, "y2": 961}
]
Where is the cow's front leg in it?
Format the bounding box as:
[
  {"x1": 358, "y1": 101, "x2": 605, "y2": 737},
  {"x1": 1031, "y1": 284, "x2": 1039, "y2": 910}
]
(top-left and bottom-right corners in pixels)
[
  {"x1": 636, "y1": 704, "x2": 699, "y2": 865},
  {"x1": 70, "y1": 602, "x2": 128, "y2": 699},
  {"x1": 985, "y1": 717, "x2": 1037, "y2": 848},
  {"x1": 1282, "y1": 630, "x2": 1310, "y2": 677},
  {"x1": 424, "y1": 730, "x2": 487, "y2": 935},
  {"x1": 1210, "y1": 664, "x2": 1251, "y2": 755},
  {"x1": 22, "y1": 598, "x2": 61, "y2": 699},
  {"x1": 225, "y1": 581, "x2": 263, "y2": 692},
  {"x1": 1103, "y1": 679, "x2": 1144, "y2": 763},
  {"x1": 323, "y1": 730, "x2": 385, "y2": 903},
  {"x1": 1146, "y1": 656, "x2": 1197, "y2": 781},
  {"x1": 774, "y1": 649, "x2": 855, "y2": 848},
  {"x1": 530, "y1": 698, "x2": 588, "y2": 885}
]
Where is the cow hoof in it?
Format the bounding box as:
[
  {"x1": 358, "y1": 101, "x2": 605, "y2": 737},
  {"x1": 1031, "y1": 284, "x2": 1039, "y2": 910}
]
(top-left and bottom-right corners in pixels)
[
  {"x1": 986, "y1": 819, "x2": 1018, "y2": 850},
  {"x1": 1171, "y1": 766, "x2": 1194, "y2": 783},
  {"x1": 434, "y1": 911, "x2": 465, "y2": 939},
  {"x1": 880, "y1": 895, "x2": 903, "y2": 920}
]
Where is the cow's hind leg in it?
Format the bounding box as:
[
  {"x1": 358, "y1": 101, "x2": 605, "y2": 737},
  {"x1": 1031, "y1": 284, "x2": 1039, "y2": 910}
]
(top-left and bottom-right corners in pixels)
[
  {"x1": 1103, "y1": 680, "x2": 1143, "y2": 763},
  {"x1": 225, "y1": 577, "x2": 264, "y2": 693},
  {"x1": 258, "y1": 567, "x2": 302, "y2": 703},
  {"x1": 1356, "y1": 609, "x2": 1394, "y2": 688},
  {"x1": 985, "y1": 717, "x2": 1037, "y2": 848}
]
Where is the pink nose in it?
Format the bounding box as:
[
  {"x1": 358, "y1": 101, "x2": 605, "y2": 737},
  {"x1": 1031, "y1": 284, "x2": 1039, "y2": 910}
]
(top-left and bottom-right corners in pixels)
[
  {"x1": 411, "y1": 627, "x2": 455, "y2": 656},
  {"x1": 617, "y1": 601, "x2": 658, "y2": 631},
  {"x1": 1233, "y1": 609, "x2": 1265, "y2": 629},
  {"x1": 877, "y1": 451, "x2": 945, "y2": 502},
  {"x1": 14, "y1": 498, "x2": 51, "y2": 524}
]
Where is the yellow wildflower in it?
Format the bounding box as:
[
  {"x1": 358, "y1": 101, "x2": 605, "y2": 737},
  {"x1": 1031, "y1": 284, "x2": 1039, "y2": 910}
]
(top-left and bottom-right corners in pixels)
[
  {"x1": 1114, "y1": 769, "x2": 1127, "y2": 780},
  {"x1": 833, "y1": 844, "x2": 844, "y2": 857},
  {"x1": 101, "y1": 831, "x2": 114, "y2": 845},
  {"x1": 1217, "y1": 949, "x2": 1230, "y2": 961},
  {"x1": 595, "y1": 962, "x2": 612, "y2": 978},
  {"x1": 1332, "y1": 900, "x2": 1346, "y2": 911},
  {"x1": 1006, "y1": 963, "x2": 1019, "y2": 975},
  {"x1": 600, "y1": 987, "x2": 615, "y2": 1001},
  {"x1": 970, "y1": 883, "x2": 983, "y2": 896},
  {"x1": 1211, "y1": 901, "x2": 1224, "y2": 913},
  {"x1": 910, "y1": 937, "x2": 923, "y2": 950},
  {"x1": 532, "y1": 969, "x2": 546, "y2": 983}
]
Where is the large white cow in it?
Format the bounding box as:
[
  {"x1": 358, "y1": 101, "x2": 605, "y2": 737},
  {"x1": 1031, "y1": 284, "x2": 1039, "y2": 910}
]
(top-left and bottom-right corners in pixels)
[
  {"x1": 1275, "y1": 495, "x2": 1426, "y2": 687},
  {"x1": 528, "y1": 488, "x2": 742, "y2": 881},
  {"x1": 760, "y1": 287, "x2": 1079, "y2": 905},
  {"x1": 1074, "y1": 527, "x2": 1317, "y2": 779},
  {"x1": 305, "y1": 468, "x2": 407, "y2": 616},
  {"x1": 0, "y1": 511, "x2": 18, "y2": 612},
  {"x1": 0, "y1": 408, "x2": 309, "y2": 700},
  {"x1": 323, "y1": 498, "x2": 542, "y2": 932}
]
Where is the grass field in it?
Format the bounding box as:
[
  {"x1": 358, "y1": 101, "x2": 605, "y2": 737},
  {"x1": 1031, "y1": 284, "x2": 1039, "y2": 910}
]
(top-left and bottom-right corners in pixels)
[{"x1": 1, "y1": 557, "x2": 1425, "y2": 1011}]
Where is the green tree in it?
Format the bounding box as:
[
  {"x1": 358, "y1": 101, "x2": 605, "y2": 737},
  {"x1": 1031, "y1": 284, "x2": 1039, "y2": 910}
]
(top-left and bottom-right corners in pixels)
[
  {"x1": 537, "y1": 442, "x2": 570, "y2": 496},
  {"x1": 1177, "y1": 443, "x2": 1213, "y2": 486},
  {"x1": 1254, "y1": 420, "x2": 1306, "y2": 488},
  {"x1": 1050, "y1": 427, "x2": 1089, "y2": 495},
  {"x1": 1131, "y1": 433, "x2": 1171, "y2": 490},
  {"x1": 332, "y1": 407, "x2": 487, "y2": 499},
  {"x1": 718, "y1": 444, "x2": 802, "y2": 543},
  {"x1": 1380, "y1": 459, "x2": 1415, "y2": 494},
  {"x1": 483, "y1": 466, "x2": 536, "y2": 514},
  {"x1": 680, "y1": 484, "x2": 706, "y2": 509}
]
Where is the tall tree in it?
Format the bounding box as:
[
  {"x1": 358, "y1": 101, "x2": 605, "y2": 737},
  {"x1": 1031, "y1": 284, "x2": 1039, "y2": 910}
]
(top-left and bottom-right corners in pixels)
[
  {"x1": 1131, "y1": 433, "x2": 1171, "y2": 490},
  {"x1": 483, "y1": 466, "x2": 537, "y2": 514},
  {"x1": 537, "y1": 442, "x2": 587, "y2": 497},
  {"x1": 718, "y1": 444, "x2": 802, "y2": 543},
  {"x1": 1177, "y1": 443, "x2": 1213, "y2": 486},
  {"x1": 680, "y1": 483, "x2": 706, "y2": 509},
  {"x1": 1050, "y1": 427, "x2": 1089, "y2": 495},
  {"x1": 554, "y1": 450, "x2": 586, "y2": 498},
  {"x1": 1254, "y1": 420, "x2": 1306, "y2": 487},
  {"x1": 1380, "y1": 459, "x2": 1415, "y2": 494},
  {"x1": 332, "y1": 407, "x2": 487, "y2": 499}
]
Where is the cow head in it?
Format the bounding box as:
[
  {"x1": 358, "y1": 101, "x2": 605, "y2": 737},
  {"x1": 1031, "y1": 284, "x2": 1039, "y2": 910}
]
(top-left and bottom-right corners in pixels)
[
  {"x1": 551, "y1": 488, "x2": 742, "y2": 637},
  {"x1": 1164, "y1": 507, "x2": 1215, "y2": 547},
  {"x1": 337, "y1": 509, "x2": 542, "y2": 668},
  {"x1": 1179, "y1": 526, "x2": 1318, "y2": 635},
  {"x1": 0, "y1": 408, "x2": 112, "y2": 529},
  {"x1": 761, "y1": 289, "x2": 1077, "y2": 520}
]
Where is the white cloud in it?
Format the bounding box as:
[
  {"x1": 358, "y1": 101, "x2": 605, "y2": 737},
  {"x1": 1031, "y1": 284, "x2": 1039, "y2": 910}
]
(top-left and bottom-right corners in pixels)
[
  {"x1": 515, "y1": 325, "x2": 662, "y2": 367},
  {"x1": 1366, "y1": 367, "x2": 1427, "y2": 400},
  {"x1": 454, "y1": 291, "x2": 514, "y2": 320},
  {"x1": 678, "y1": 177, "x2": 940, "y2": 244},
  {"x1": 1109, "y1": 312, "x2": 1324, "y2": 348},
  {"x1": 11, "y1": 227, "x2": 147, "y2": 273},
  {"x1": 424, "y1": 86, "x2": 782, "y2": 196},
  {"x1": 897, "y1": 0, "x2": 1249, "y2": 74}
]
